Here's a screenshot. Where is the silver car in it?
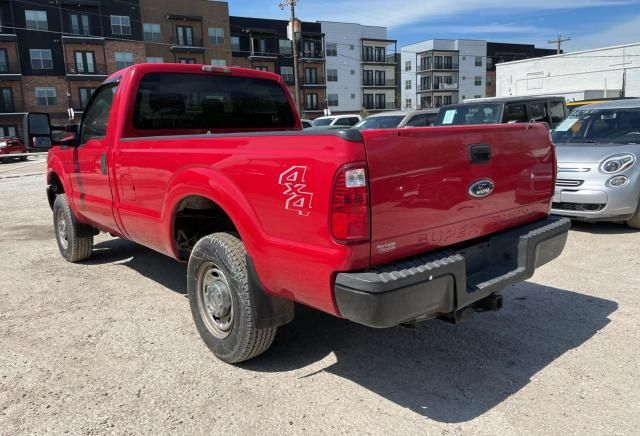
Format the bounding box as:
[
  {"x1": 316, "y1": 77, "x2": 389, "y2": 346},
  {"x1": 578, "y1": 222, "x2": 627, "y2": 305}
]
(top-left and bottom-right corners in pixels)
[
  {"x1": 551, "y1": 99, "x2": 640, "y2": 228},
  {"x1": 353, "y1": 109, "x2": 439, "y2": 130}
]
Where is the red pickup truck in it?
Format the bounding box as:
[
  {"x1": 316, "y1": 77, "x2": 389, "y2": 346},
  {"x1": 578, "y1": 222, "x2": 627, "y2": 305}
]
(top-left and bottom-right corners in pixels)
[{"x1": 37, "y1": 63, "x2": 569, "y2": 363}]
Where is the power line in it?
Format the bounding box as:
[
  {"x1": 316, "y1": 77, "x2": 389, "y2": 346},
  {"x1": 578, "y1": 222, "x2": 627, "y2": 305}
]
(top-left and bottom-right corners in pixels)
[{"x1": 548, "y1": 34, "x2": 571, "y2": 54}]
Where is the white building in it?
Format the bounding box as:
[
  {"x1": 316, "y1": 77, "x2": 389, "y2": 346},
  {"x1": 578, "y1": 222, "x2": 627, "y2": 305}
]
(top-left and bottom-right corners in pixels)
[
  {"x1": 495, "y1": 43, "x2": 640, "y2": 101},
  {"x1": 401, "y1": 39, "x2": 487, "y2": 110},
  {"x1": 319, "y1": 21, "x2": 398, "y2": 114}
]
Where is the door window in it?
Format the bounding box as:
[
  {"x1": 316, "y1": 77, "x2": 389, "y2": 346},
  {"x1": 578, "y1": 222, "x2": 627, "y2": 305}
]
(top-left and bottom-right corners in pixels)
[
  {"x1": 406, "y1": 114, "x2": 428, "y2": 127},
  {"x1": 79, "y1": 84, "x2": 117, "y2": 144},
  {"x1": 504, "y1": 103, "x2": 527, "y2": 123},
  {"x1": 528, "y1": 102, "x2": 548, "y2": 122},
  {"x1": 75, "y1": 51, "x2": 95, "y2": 73},
  {"x1": 548, "y1": 100, "x2": 566, "y2": 125},
  {"x1": 176, "y1": 26, "x2": 194, "y2": 46}
]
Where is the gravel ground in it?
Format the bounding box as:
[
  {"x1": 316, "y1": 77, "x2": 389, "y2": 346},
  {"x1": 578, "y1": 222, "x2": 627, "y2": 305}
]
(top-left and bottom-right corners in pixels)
[{"x1": 1, "y1": 173, "x2": 639, "y2": 435}]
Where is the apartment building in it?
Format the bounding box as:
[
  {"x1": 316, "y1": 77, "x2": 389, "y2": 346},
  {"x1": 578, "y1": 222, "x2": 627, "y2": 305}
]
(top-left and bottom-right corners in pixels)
[
  {"x1": 139, "y1": 0, "x2": 230, "y2": 66},
  {"x1": 228, "y1": 16, "x2": 325, "y2": 119},
  {"x1": 0, "y1": 0, "x2": 232, "y2": 139},
  {"x1": 401, "y1": 39, "x2": 487, "y2": 110},
  {"x1": 486, "y1": 42, "x2": 556, "y2": 96},
  {"x1": 319, "y1": 21, "x2": 398, "y2": 114},
  {"x1": 0, "y1": 0, "x2": 145, "y2": 138}
]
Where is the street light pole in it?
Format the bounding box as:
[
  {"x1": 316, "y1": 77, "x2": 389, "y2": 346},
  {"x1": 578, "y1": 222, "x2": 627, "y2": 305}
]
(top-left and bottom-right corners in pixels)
[{"x1": 279, "y1": 0, "x2": 301, "y2": 116}]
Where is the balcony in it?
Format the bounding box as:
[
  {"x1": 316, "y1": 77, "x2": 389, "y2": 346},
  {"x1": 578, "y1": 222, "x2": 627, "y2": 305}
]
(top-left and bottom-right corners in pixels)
[
  {"x1": 301, "y1": 78, "x2": 326, "y2": 87},
  {"x1": 417, "y1": 83, "x2": 431, "y2": 92},
  {"x1": 247, "y1": 50, "x2": 278, "y2": 60},
  {"x1": 363, "y1": 102, "x2": 398, "y2": 111},
  {"x1": 0, "y1": 62, "x2": 22, "y2": 79},
  {"x1": 417, "y1": 62, "x2": 459, "y2": 73},
  {"x1": 62, "y1": 34, "x2": 105, "y2": 45},
  {"x1": 170, "y1": 36, "x2": 205, "y2": 53},
  {"x1": 65, "y1": 63, "x2": 108, "y2": 77},
  {"x1": 362, "y1": 79, "x2": 396, "y2": 88},
  {"x1": 433, "y1": 82, "x2": 459, "y2": 91},
  {"x1": 362, "y1": 53, "x2": 396, "y2": 64}
]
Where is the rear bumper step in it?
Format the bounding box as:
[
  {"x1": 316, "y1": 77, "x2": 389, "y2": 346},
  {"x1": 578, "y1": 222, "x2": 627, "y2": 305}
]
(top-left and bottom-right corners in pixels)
[{"x1": 334, "y1": 216, "x2": 571, "y2": 328}]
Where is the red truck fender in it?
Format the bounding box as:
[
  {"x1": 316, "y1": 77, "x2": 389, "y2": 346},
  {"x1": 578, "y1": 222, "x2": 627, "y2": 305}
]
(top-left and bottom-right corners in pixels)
[
  {"x1": 161, "y1": 166, "x2": 266, "y2": 261},
  {"x1": 46, "y1": 153, "x2": 72, "y2": 210},
  {"x1": 161, "y1": 166, "x2": 295, "y2": 328}
]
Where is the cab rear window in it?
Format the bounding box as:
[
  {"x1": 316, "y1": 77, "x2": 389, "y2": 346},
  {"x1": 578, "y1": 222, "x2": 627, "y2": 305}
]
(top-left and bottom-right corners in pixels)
[{"x1": 132, "y1": 73, "x2": 295, "y2": 132}]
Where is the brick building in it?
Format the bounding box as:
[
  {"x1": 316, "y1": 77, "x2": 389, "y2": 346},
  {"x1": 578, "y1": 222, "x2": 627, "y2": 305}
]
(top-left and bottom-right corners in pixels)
[{"x1": 0, "y1": 0, "x2": 232, "y2": 140}]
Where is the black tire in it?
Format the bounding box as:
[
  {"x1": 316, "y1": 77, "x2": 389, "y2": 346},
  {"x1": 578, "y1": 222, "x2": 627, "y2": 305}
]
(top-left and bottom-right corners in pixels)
[
  {"x1": 19, "y1": 155, "x2": 27, "y2": 161},
  {"x1": 626, "y1": 200, "x2": 640, "y2": 229},
  {"x1": 187, "y1": 232, "x2": 276, "y2": 363},
  {"x1": 53, "y1": 194, "x2": 94, "y2": 262}
]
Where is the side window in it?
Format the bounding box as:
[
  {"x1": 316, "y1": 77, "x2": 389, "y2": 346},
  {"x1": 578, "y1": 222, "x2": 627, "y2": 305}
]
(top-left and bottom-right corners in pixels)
[
  {"x1": 406, "y1": 114, "x2": 427, "y2": 127},
  {"x1": 528, "y1": 102, "x2": 548, "y2": 123},
  {"x1": 503, "y1": 103, "x2": 527, "y2": 123},
  {"x1": 79, "y1": 84, "x2": 117, "y2": 144},
  {"x1": 334, "y1": 118, "x2": 352, "y2": 126},
  {"x1": 548, "y1": 100, "x2": 566, "y2": 125},
  {"x1": 347, "y1": 117, "x2": 359, "y2": 126}
]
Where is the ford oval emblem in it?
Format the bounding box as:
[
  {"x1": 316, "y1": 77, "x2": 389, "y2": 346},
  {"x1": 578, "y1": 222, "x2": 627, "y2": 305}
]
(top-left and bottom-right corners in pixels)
[{"x1": 468, "y1": 179, "x2": 495, "y2": 198}]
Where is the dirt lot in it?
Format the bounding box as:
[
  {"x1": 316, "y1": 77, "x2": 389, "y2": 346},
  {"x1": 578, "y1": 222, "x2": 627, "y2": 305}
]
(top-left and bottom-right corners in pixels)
[{"x1": 1, "y1": 171, "x2": 639, "y2": 435}]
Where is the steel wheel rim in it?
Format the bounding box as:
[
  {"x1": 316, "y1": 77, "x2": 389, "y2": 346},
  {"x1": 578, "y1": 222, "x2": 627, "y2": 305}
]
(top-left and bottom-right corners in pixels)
[
  {"x1": 56, "y1": 210, "x2": 68, "y2": 250},
  {"x1": 197, "y1": 262, "x2": 234, "y2": 339}
]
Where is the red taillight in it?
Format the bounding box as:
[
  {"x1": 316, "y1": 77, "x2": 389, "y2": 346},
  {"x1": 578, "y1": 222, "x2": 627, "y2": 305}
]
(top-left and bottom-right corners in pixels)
[{"x1": 331, "y1": 165, "x2": 369, "y2": 243}]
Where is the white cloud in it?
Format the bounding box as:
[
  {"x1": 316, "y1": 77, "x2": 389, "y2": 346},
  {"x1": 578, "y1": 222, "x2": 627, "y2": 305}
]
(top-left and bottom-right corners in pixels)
[
  {"x1": 565, "y1": 14, "x2": 640, "y2": 51},
  {"x1": 404, "y1": 23, "x2": 546, "y2": 35},
  {"x1": 268, "y1": 0, "x2": 639, "y2": 28}
]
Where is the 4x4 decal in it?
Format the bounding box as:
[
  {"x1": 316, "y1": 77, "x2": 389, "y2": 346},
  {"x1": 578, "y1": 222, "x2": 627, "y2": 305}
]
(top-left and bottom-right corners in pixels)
[{"x1": 278, "y1": 166, "x2": 313, "y2": 216}]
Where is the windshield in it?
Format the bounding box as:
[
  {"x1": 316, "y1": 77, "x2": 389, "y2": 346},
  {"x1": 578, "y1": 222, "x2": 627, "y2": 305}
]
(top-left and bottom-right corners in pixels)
[
  {"x1": 354, "y1": 116, "x2": 405, "y2": 130},
  {"x1": 312, "y1": 117, "x2": 334, "y2": 126},
  {"x1": 552, "y1": 108, "x2": 640, "y2": 144},
  {"x1": 435, "y1": 104, "x2": 502, "y2": 126}
]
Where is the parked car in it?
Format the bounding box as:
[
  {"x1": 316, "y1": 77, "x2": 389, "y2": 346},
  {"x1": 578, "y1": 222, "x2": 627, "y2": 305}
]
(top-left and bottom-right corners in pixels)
[
  {"x1": 41, "y1": 63, "x2": 568, "y2": 363},
  {"x1": 551, "y1": 98, "x2": 640, "y2": 228},
  {"x1": 311, "y1": 114, "x2": 361, "y2": 128},
  {"x1": 301, "y1": 119, "x2": 313, "y2": 129},
  {"x1": 0, "y1": 136, "x2": 27, "y2": 163},
  {"x1": 353, "y1": 109, "x2": 439, "y2": 130},
  {"x1": 567, "y1": 97, "x2": 636, "y2": 111},
  {"x1": 435, "y1": 96, "x2": 568, "y2": 128}
]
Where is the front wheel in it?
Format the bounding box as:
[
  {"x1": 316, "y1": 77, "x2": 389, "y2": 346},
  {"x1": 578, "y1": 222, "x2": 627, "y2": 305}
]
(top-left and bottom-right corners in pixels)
[
  {"x1": 53, "y1": 194, "x2": 94, "y2": 262},
  {"x1": 187, "y1": 232, "x2": 276, "y2": 363}
]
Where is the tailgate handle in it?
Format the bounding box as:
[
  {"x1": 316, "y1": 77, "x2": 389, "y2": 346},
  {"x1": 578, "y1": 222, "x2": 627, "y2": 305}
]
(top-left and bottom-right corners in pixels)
[{"x1": 469, "y1": 144, "x2": 491, "y2": 164}]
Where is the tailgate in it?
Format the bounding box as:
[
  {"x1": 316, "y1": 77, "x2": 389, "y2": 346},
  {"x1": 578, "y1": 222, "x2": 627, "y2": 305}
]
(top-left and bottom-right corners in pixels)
[{"x1": 362, "y1": 123, "x2": 555, "y2": 265}]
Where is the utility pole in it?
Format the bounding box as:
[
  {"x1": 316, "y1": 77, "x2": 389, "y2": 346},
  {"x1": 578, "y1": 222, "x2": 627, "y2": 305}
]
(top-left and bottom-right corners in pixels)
[
  {"x1": 548, "y1": 34, "x2": 571, "y2": 54},
  {"x1": 279, "y1": 0, "x2": 301, "y2": 116}
]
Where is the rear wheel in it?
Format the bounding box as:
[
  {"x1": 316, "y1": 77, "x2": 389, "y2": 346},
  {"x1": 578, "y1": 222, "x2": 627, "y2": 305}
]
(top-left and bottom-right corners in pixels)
[
  {"x1": 19, "y1": 155, "x2": 27, "y2": 161},
  {"x1": 187, "y1": 232, "x2": 276, "y2": 363},
  {"x1": 626, "y1": 200, "x2": 640, "y2": 229},
  {"x1": 53, "y1": 194, "x2": 94, "y2": 262}
]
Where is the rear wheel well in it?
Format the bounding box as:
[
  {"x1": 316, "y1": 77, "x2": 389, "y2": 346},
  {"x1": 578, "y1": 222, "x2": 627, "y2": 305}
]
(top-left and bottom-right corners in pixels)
[
  {"x1": 173, "y1": 196, "x2": 237, "y2": 260},
  {"x1": 47, "y1": 173, "x2": 64, "y2": 209}
]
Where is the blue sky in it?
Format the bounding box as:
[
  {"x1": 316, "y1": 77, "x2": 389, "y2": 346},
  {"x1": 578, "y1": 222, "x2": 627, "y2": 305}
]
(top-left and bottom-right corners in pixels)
[{"x1": 227, "y1": 0, "x2": 640, "y2": 52}]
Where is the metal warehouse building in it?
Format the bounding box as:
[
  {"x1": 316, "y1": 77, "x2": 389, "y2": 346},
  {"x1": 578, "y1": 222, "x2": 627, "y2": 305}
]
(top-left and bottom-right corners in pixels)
[{"x1": 495, "y1": 42, "x2": 640, "y2": 101}]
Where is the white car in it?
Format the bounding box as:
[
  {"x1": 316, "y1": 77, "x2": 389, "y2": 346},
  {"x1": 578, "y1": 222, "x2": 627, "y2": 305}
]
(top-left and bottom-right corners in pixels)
[{"x1": 311, "y1": 114, "x2": 362, "y2": 128}]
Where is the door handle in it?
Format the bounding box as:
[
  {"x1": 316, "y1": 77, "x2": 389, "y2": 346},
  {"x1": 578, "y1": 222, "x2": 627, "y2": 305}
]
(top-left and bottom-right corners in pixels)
[
  {"x1": 468, "y1": 144, "x2": 491, "y2": 164},
  {"x1": 99, "y1": 152, "x2": 107, "y2": 175}
]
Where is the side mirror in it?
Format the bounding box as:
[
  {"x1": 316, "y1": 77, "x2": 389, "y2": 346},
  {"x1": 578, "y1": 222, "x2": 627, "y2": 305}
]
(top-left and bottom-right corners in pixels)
[{"x1": 23, "y1": 112, "x2": 52, "y2": 151}]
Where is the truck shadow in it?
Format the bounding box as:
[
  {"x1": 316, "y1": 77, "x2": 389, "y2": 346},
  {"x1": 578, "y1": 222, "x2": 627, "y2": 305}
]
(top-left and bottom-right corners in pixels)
[
  {"x1": 89, "y1": 238, "x2": 188, "y2": 294},
  {"x1": 569, "y1": 221, "x2": 637, "y2": 235},
  {"x1": 89, "y1": 238, "x2": 616, "y2": 423},
  {"x1": 244, "y1": 283, "x2": 616, "y2": 423}
]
